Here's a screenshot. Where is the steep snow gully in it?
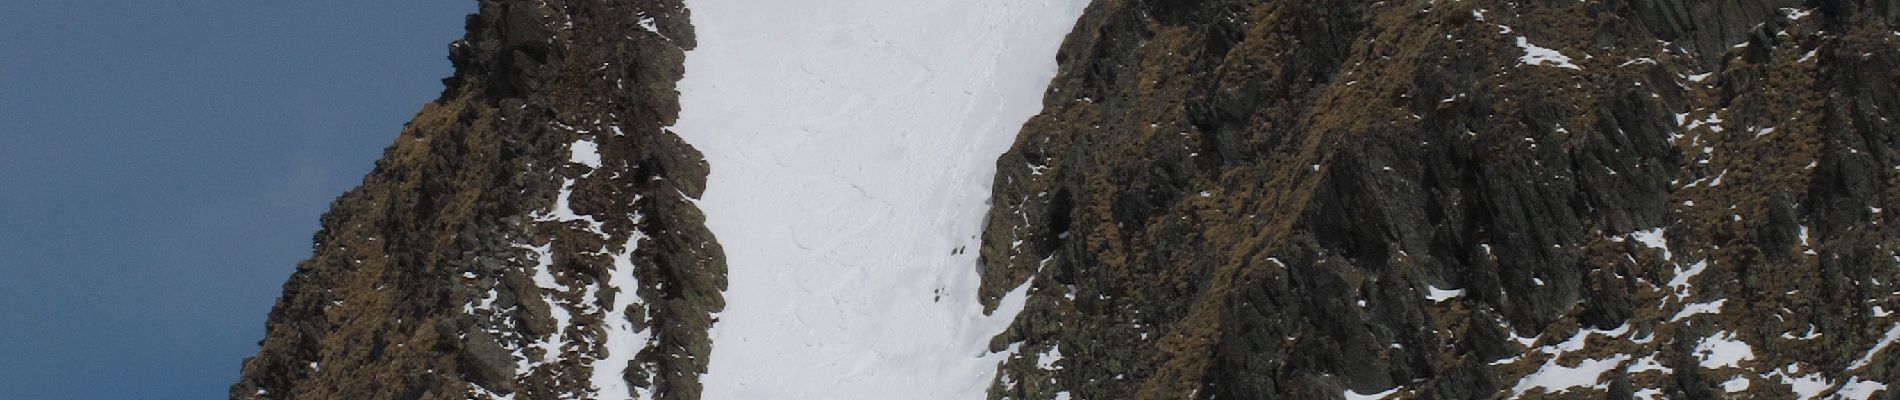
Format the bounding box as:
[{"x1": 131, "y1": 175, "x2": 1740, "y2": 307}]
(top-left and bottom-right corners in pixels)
[{"x1": 673, "y1": 0, "x2": 1088, "y2": 398}]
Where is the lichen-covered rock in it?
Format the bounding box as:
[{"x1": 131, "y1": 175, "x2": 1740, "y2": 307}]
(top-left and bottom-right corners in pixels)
[
  {"x1": 230, "y1": 1, "x2": 723, "y2": 399},
  {"x1": 979, "y1": 1, "x2": 1900, "y2": 399}
]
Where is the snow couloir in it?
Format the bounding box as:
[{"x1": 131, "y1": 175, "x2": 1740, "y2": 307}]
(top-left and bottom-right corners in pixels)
[{"x1": 672, "y1": 0, "x2": 1087, "y2": 398}]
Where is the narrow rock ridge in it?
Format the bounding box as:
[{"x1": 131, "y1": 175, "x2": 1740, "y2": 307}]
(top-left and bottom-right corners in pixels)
[
  {"x1": 231, "y1": 1, "x2": 723, "y2": 399},
  {"x1": 979, "y1": 1, "x2": 1900, "y2": 399}
]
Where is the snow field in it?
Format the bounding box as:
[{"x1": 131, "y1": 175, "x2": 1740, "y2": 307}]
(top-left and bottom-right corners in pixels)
[{"x1": 673, "y1": 0, "x2": 1088, "y2": 398}]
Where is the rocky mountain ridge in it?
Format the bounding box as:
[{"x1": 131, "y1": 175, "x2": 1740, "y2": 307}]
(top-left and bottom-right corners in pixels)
[{"x1": 231, "y1": 1, "x2": 722, "y2": 399}]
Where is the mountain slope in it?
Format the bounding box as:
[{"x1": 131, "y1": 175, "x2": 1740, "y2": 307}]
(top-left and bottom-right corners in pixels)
[
  {"x1": 978, "y1": 1, "x2": 1900, "y2": 399},
  {"x1": 232, "y1": 0, "x2": 1900, "y2": 399},
  {"x1": 231, "y1": 1, "x2": 723, "y2": 399}
]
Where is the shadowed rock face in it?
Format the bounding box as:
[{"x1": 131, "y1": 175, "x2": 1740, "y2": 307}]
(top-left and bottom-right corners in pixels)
[
  {"x1": 231, "y1": 1, "x2": 723, "y2": 399},
  {"x1": 979, "y1": 0, "x2": 1900, "y2": 399}
]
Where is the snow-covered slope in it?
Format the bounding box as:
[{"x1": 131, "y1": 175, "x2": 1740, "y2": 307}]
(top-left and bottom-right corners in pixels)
[{"x1": 673, "y1": 0, "x2": 1087, "y2": 398}]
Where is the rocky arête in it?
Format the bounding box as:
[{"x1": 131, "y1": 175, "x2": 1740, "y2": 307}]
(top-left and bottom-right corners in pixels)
[{"x1": 232, "y1": 1, "x2": 723, "y2": 399}]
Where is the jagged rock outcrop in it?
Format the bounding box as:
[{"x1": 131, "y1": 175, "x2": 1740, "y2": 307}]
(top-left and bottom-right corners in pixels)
[
  {"x1": 979, "y1": 1, "x2": 1900, "y2": 399},
  {"x1": 231, "y1": 1, "x2": 723, "y2": 399}
]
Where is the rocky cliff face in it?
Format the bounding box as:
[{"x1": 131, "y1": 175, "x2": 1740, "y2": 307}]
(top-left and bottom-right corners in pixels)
[
  {"x1": 230, "y1": 1, "x2": 723, "y2": 399},
  {"x1": 979, "y1": 0, "x2": 1900, "y2": 399}
]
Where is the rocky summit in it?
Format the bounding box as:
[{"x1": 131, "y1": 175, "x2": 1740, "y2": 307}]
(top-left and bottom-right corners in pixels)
[
  {"x1": 231, "y1": 1, "x2": 723, "y2": 399},
  {"x1": 235, "y1": 0, "x2": 1900, "y2": 399}
]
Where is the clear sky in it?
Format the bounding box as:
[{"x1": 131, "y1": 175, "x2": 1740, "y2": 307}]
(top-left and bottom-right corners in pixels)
[{"x1": 0, "y1": 1, "x2": 473, "y2": 398}]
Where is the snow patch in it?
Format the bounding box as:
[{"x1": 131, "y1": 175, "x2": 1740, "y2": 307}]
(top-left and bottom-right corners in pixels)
[
  {"x1": 1693, "y1": 331, "x2": 1755, "y2": 369},
  {"x1": 1509, "y1": 325, "x2": 1634, "y2": 395},
  {"x1": 1424, "y1": 285, "x2": 1465, "y2": 302},
  {"x1": 1625, "y1": 227, "x2": 1670, "y2": 261},
  {"x1": 1628, "y1": 354, "x2": 1671, "y2": 374},
  {"x1": 1849, "y1": 323, "x2": 1900, "y2": 370},
  {"x1": 1838, "y1": 377, "x2": 1889, "y2": 400},
  {"x1": 1668, "y1": 259, "x2": 1709, "y2": 298},
  {"x1": 537, "y1": 178, "x2": 608, "y2": 236},
  {"x1": 1345, "y1": 387, "x2": 1399, "y2": 400},
  {"x1": 637, "y1": 14, "x2": 659, "y2": 34},
  {"x1": 592, "y1": 229, "x2": 654, "y2": 400},
  {"x1": 1512, "y1": 354, "x2": 1630, "y2": 396},
  {"x1": 1671, "y1": 298, "x2": 1727, "y2": 322},
  {"x1": 1035, "y1": 345, "x2": 1065, "y2": 370},
  {"x1": 570, "y1": 139, "x2": 602, "y2": 170},
  {"x1": 1770, "y1": 365, "x2": 1832, "y2": 399},
  {"x1": 1633, "y1": 388, "x2": 1665, "y2": 400},
  {"x1": 1516, "y1": 37, "x2": 1581, "y2": 70}
]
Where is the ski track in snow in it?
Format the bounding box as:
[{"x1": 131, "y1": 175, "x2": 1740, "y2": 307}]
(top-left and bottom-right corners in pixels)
[{"x1": 674, "y1": 0, "x2": 1088, "y2": 398}]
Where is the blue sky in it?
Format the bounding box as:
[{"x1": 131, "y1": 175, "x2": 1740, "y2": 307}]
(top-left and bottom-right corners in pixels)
[{"x1": 0, "y1": 1, "x2": 473, "y2": 398}]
